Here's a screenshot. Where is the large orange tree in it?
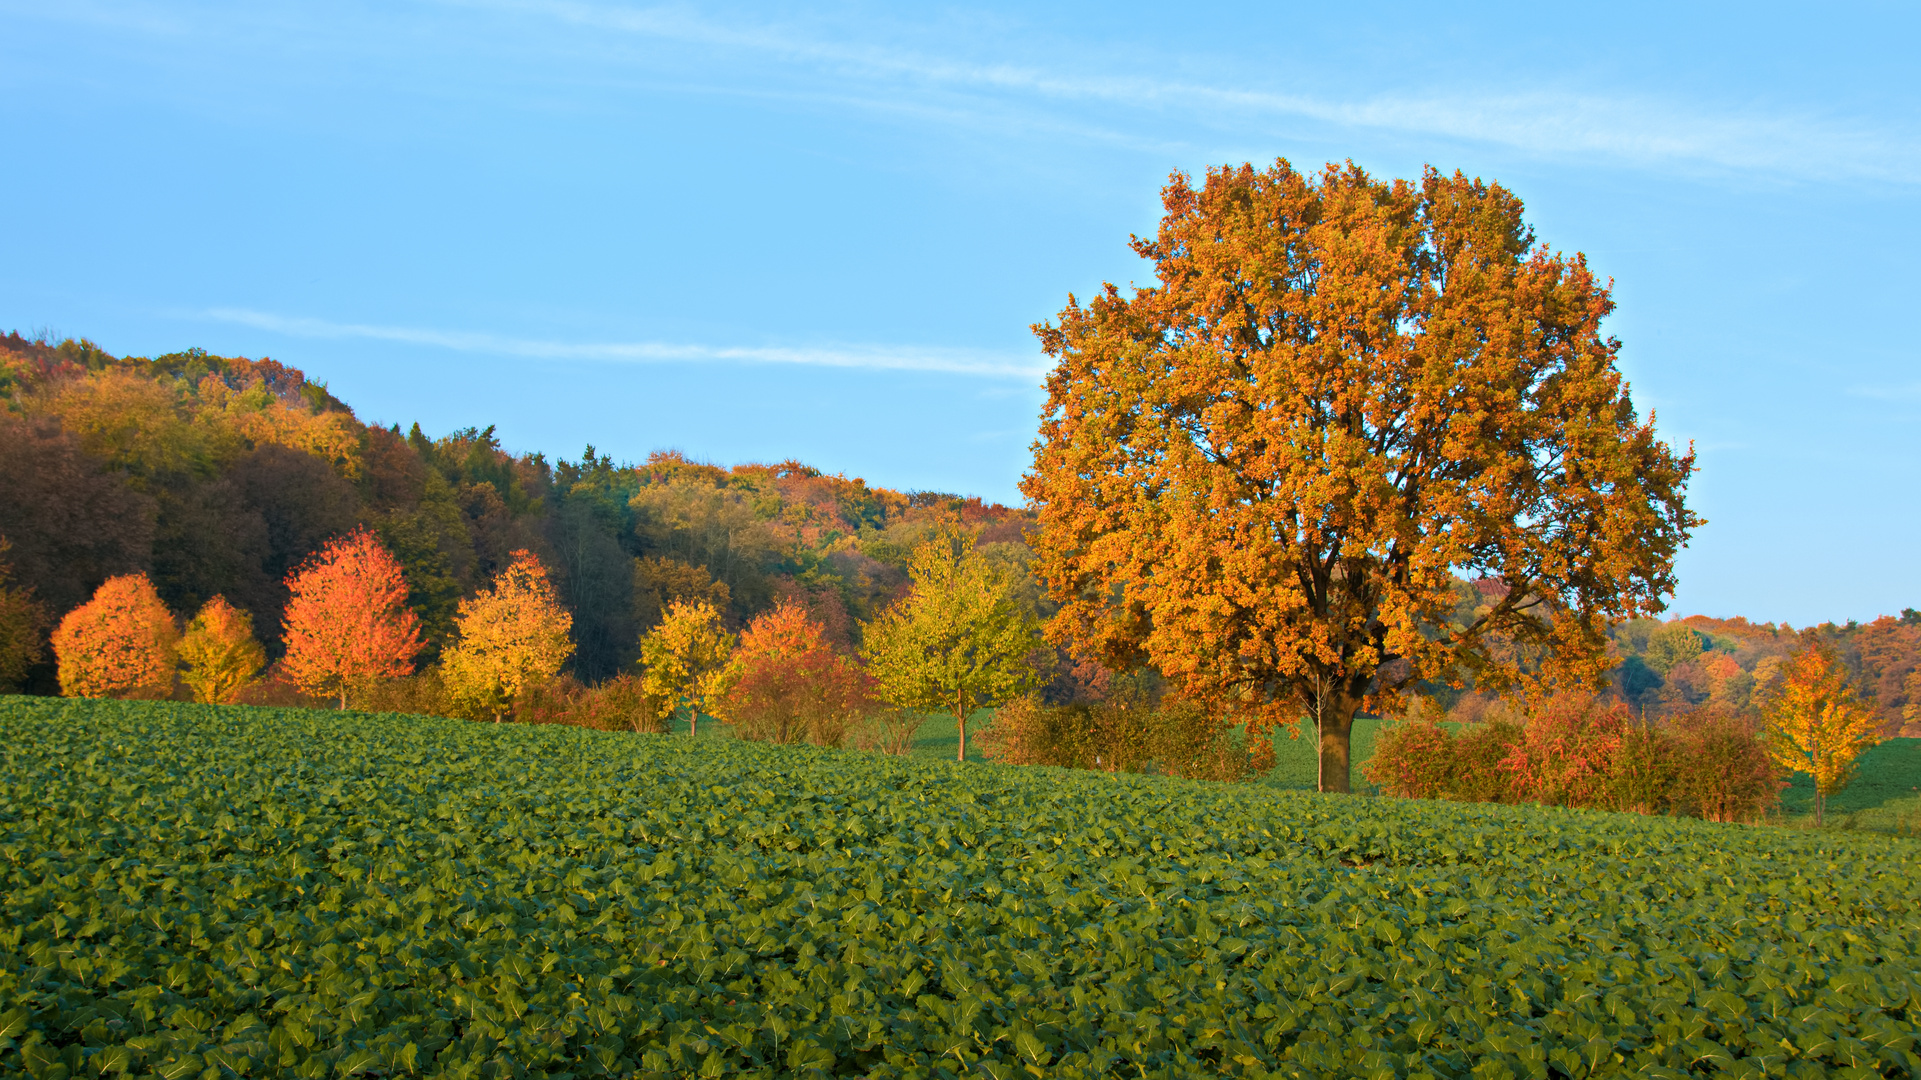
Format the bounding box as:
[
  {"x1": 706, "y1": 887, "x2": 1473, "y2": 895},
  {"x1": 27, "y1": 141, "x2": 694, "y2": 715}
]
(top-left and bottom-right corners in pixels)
[{"x1": 1023, "y1": 161, "x2": 1699, "y2": 792}]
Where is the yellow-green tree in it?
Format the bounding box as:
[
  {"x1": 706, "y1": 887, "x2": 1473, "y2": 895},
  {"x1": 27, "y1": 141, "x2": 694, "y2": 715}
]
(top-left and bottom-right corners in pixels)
[
  {"x1": 638, "y1": 598, "x2": 736, "y2": 735},
  {"x1": 178, "y1": 595, "x2": 266, "y2": 703},
  {"x1": 1763, "y1": 643, "x2": 1878, "y2": 825},
  {"x1": 860, "y1": 528, "x2": 1042, "y2": 761},
  {"x1": 443, "y1": 550, "x2": 576, "y2": 722}
]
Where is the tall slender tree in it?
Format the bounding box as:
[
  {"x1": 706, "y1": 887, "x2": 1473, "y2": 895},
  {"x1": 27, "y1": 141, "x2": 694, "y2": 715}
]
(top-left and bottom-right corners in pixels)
[
  {"x1": 861, "y1": 527, "x2": 1041, "y2": 761},
  {"x1": 1763, "y1": 643, "x2": 1877, "y2": 825},
  {"x1": 1023, "y1": 161, "x2": 1698, "y2": 791},
  {"x1": 282, "y1": 528, "x2": 424, "y2": 708}
]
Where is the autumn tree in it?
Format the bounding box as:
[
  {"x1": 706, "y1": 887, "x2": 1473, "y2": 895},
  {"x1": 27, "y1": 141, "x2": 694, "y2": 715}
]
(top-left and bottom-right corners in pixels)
[
  {"x1": 178, "y1": 596, "x2": 266, "y2": 703},
  {"x1": 282, "y1": 528, "x2": 424, "y2": 708},
  {"x1": 1763, "y1": 642, "x2": 1878, "y2": 824},
  {"x1": 723, "y1": 600, "x2": 873, "y2": 746},
  {"x1": 0, "y1": 538, "x2": 50, "y2": 693},
  {"x1": 1023, "y1": 160, "x2": 1698, "y2": 791},
  {"x1": 442, "y1": 550, "x2": 575, "y2": 722},
  {"x1": 860, "y1": 528, "x2": 1042, "y2": 761},
  {"x1": 50, "y1": 572, "x2": 179, "y2": 699},
  {"x1": 637, "y1": 598, "x2": 736, "y2": 735}
]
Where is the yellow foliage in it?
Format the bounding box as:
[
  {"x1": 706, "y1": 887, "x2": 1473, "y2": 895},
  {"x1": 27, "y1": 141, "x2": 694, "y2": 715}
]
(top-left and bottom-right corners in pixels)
[
  {"x1": 637, "y1": 599, "x2": 736, "y2": 736},
  {"x1": 178, "y1": 596, "x2": 267, "y2": 704},
  {"x1": 442, "y1": 551, "x2": 575, "y2": 721},
  {"x1": 1762, "y1": 643, "x2": 1879, "y2": 824},
  {"x1": 195, "y1": 373, "x2": 364, "y2": 478}
]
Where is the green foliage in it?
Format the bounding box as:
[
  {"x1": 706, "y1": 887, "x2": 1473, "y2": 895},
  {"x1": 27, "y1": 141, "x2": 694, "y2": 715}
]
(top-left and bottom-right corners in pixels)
[
  {"x1": 2, "y1": 697, "x2": 1917, "y2": 1079},
  {"x1": 860, "y1": 529, "x2": 1042, "y2": 760}
]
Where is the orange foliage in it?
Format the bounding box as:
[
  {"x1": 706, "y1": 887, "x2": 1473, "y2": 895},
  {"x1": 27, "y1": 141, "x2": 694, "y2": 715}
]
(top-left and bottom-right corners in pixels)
[
  {"x1": 1763, "y1": 643, "x2": 1879, "y2": 824},
  {"x1": 722, "y1": 601, "x2": 873, "y2": 746},
  {"x1": 281, "y1": 528, "x2": 423, "y2": 708},
  {"x1": 1023, "y1": 161, "x2": 1698, "y2": 792},
  {"x1": 178, "y1": 595, "x2": 266, "y2": 704},
  {"x1": 51, "y1": 573, "x2": 178, "y2": 699}
]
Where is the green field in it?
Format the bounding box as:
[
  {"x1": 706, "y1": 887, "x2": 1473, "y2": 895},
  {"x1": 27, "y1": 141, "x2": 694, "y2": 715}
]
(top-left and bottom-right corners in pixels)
[{"x1": 2, "y1": 698, "x2": 1917, "y2": 1078}]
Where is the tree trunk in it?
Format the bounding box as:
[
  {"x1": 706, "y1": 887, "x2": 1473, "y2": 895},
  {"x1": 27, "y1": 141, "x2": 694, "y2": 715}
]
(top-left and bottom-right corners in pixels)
[
  {"x1": 689, "y1": 705, "x2": 698, "y2": 738},
  {"x1": 956, "y1": 695, "x2": 968, "y2": 762},
  {"x1": 1315, "y1": 694, "x2": 1362, "y2": 794},
  {"x1": 339, "y1": 687, "x2": 348, "y2": 710}
]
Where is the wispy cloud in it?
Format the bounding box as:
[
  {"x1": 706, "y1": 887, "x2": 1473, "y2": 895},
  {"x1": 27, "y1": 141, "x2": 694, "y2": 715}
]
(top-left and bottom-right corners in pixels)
[
  {"x1": 198, "y1": 308, "x2": 1047, "y2": 379},
  {"x1": 467, "y1": 0, "x2": 1916, "y2": 184},
  {"x1": 1847, "y1": 381, "x2": 1921, "y2": 402}
]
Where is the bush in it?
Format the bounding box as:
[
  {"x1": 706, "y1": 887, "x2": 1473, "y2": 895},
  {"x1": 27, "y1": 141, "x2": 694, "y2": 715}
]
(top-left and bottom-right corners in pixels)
[
  {"x1": 1365, "y1": 694, "x2": 1779, "y2": 822},
  {"x1": 980, "y1": 693, "x2": 1249, "y2": 782},
  {"x1": 847, "y1": 706, "x2": 925, "y2": 756},
  {"x1": 1360, "y1": 719, "x2": 1455, "y2": 800},
  {"x1": 514, "y1": 674, "x2": 665, "y2": 733},
  {"x1": 1669, "y1": 707, "x2": 1782, "y2": 823}
]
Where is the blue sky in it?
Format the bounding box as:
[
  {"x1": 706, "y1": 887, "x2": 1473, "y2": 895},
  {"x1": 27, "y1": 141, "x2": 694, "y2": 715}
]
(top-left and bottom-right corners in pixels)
[{"x1": 3, "y1": 1, "x2": 1916, "y2": 626}]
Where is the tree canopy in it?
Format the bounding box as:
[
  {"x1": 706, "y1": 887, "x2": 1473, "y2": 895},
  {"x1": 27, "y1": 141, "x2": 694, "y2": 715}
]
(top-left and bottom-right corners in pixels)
[
  {"x1": 1022, "y1": 160, "x2": 1700, "y2": 791},
  {"x1": 861, "y1": 528, "x2": 1042, "y2": 761}
]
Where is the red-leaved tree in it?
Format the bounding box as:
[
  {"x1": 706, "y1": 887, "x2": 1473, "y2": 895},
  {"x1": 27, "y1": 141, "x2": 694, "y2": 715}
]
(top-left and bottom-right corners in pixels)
[
  {"x1": 282, "y1": 528, "x2": 424, "y2": 708},
  {"x1": 724, "y1": 601, "x2": 873, "y2": 747}
]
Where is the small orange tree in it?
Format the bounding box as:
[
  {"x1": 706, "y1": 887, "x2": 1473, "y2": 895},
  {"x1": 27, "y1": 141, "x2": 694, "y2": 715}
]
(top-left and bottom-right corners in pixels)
[
  {"x1": 51, "y1": 572, "x2": 179, "y2": 699},
  {"x1": 178, "y1": 596, "x2": 267, "y2": 703},
  {"x1": 638, "y1": 599, "x2": 736, "y2": 736},
  {"x1": 1763, "y1": 643, "x2": 1878, "y2": 824},
  {"x1": 282, "y1": 528, "x2": 424, "y2": 708},
  {"x1": 442, "y1": 550, "x2": 575, "y2": 722},
  {"x1": 723, "y1": 601, "x2": 873, "y2": 746}
]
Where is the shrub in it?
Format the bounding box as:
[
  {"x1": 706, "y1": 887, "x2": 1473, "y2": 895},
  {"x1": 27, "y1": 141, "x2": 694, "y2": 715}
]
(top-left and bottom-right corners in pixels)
[
  {"x1": 1361, "y1": 719, "x2": 1455, "y2": 800},
  {"x1": 848, "y1": 706, "x2": 925, "y2": 756},
  {"x1": 1669, "y1": 707, "x2": 1782, "y2": 823},
  {"x1": 511, "y1": 674, "x2": 665, "y2": 734},
  {"x1": 980, "y1": 693, "x2": 1248, "y2": 781},
  {"x1": 1505, "y1": 693, "x2": 1630, "y2": 808},
  {"x1": 353, "y1": 667, "x2": 454, "y2": 717},
  {"x1": 1449, "y1": 721, "x2": 1524, "y2": 803},
  {"x1": 50, "y1": 573, "x2": 178, "y2": 699}
]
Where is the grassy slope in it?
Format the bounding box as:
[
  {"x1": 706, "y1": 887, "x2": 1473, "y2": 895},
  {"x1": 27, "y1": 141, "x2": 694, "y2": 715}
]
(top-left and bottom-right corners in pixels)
[{"x1": 3, "y1": 697, "x2": 1917, "y2": 1079}]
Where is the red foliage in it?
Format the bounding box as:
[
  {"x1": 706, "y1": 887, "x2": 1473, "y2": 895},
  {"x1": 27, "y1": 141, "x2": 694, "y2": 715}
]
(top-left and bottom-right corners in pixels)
[
  {"x1": 281, "y1": 528, "x2": 423, "y2": 707},
  {"x1": 722, "y1": 601, "x2": 873, "y2": 746}
]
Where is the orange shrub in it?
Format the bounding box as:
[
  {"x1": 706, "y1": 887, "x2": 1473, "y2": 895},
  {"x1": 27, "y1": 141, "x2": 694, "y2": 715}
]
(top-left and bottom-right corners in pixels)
[
  {"x1": 281, "y1": 528, "x2": 424, "y2": 708},
  {"x1": 51, "y1": 573, "x2": 178, "y2": 699}
]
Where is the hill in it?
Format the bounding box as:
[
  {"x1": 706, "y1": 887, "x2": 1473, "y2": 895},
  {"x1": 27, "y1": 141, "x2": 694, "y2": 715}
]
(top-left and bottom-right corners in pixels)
[{"x1": 2, "y1": 697, "x2": 1916, "y2": 1077}]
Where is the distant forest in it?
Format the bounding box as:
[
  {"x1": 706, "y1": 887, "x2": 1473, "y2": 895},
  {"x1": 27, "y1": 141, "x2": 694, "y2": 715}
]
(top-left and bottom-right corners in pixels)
[{"x1": 3, "y1": 331, "x2": 1916, "y2": 737}]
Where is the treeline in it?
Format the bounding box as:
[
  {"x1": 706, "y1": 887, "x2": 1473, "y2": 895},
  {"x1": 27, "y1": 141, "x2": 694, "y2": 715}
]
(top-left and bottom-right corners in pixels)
[
  {"x1": 3, "y1": 331, "x2": 1917, "y2": 801},
  {"x1": 1422, "y1": 605, "x2": 1921, "y2": 740},
  {"x1": 0, "y1": 333, "x2": 1038, "y2": 694}
]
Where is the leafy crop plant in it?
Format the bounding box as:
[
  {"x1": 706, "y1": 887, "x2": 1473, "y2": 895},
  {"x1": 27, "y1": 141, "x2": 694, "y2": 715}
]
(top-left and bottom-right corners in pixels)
[{"x1": 0, "y1": 697, "x2": 1915, "y2": 1078}]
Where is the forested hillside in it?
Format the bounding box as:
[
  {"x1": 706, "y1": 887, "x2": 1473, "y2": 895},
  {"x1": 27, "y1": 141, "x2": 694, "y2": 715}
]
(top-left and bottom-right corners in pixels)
[
  {"x1": 2, "y1": 330, "x2": 1917, "y2": 737},
  {"x1": 0, "y1": 333, "x2": 1032, "y2": 693}
]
